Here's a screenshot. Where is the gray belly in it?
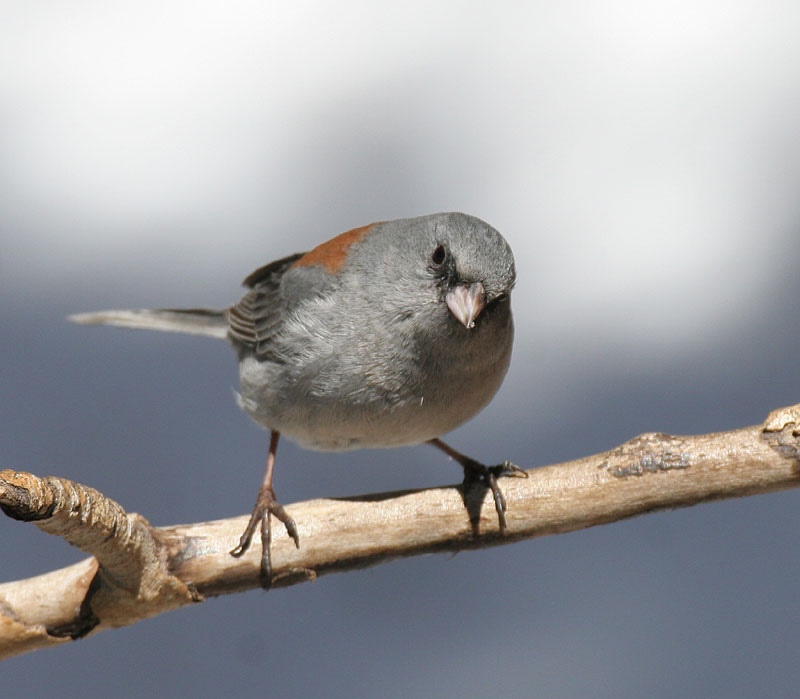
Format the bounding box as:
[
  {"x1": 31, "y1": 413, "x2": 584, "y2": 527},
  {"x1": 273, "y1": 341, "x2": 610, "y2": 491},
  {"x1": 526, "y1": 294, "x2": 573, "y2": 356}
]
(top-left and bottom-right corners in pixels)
[{"x1": 236, "y1": 313, "x2": 513, "y2": 451}]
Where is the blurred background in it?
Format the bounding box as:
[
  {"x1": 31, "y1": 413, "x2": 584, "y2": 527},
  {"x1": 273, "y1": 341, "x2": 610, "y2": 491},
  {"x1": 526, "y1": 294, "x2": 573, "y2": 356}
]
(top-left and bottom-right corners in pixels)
[{"x1": 3, "y1": 2, "x2": 800, "y2": 696}]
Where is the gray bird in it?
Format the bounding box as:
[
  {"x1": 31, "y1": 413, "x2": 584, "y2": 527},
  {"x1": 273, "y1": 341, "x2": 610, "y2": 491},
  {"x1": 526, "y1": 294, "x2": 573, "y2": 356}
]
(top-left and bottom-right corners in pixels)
[{"x1": 71, "y1": 212, "x2": 524, "y2": 586}]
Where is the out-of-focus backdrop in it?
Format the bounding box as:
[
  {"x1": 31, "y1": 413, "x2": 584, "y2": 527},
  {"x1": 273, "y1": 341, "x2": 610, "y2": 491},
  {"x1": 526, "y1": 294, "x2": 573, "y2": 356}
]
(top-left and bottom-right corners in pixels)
[{"x1": 3, "y1": 2, "x2": 800, "y2": 696}]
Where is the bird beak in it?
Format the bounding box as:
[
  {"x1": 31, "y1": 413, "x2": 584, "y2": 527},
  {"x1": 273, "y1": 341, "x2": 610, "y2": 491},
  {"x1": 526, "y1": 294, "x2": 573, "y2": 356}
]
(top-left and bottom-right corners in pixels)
[{"x1": 445, "y1": 282, "x2": 486, "y2": 329}]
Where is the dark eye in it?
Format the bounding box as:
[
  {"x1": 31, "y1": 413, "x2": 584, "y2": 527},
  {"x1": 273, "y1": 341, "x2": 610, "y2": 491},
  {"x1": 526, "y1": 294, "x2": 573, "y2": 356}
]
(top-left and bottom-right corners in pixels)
[{"x1": 431, "y1": 244, "x2": 446, "y2": 266}]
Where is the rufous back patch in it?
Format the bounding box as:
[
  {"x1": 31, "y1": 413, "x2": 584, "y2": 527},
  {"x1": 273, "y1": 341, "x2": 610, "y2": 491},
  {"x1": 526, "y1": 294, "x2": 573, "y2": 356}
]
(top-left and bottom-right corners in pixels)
[{"x1": 292, "y1": 222, "x2": 381, "y2": 273}]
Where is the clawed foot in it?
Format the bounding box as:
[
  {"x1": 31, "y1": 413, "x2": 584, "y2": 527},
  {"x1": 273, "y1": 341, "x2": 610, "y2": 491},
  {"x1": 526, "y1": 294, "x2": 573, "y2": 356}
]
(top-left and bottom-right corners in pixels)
[
  {"x1": 460, "y1": 458, "x2": 528, "y2": 534},
  {"x1": 427, "y1": 438, "x2": 527, "y2": 534},
  {"x1": 230, "y1": 485, "x2": 300, "y2": 589}
]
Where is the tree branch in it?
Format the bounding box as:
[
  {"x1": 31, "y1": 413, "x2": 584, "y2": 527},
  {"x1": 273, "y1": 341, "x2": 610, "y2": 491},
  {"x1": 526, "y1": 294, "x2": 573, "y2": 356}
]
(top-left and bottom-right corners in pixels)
[{"x1": 2, "y1": 403, "x2": 800, "y2": 660}]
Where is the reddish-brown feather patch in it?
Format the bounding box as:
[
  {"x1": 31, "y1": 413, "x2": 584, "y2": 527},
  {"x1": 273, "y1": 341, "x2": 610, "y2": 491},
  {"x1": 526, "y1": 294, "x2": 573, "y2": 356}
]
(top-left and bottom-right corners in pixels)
[{"x1": 291, "y1": 222, "x2": 381, "y2": 273}]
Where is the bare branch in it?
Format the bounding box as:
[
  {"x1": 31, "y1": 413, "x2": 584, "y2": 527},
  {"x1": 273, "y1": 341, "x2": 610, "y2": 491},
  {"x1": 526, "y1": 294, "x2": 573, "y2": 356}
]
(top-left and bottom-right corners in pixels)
[{"x1": 2, "y1": 403, "x2": 799, "y2": 660}]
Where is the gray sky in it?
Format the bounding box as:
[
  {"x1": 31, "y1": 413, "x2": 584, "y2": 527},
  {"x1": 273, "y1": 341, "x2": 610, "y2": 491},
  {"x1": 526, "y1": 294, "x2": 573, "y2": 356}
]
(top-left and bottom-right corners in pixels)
[{"x1": 3, "y1": 2, "x2": 800, "y2": 696}]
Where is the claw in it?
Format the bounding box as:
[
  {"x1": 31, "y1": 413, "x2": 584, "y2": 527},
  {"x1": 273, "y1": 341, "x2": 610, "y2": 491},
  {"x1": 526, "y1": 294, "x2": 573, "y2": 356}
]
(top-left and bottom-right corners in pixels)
[
  {"x1": 229, "y1": 430, "x2": 299, "y2": 589},
  {"x1": 269, "y1": 500, "x2": 300, "y2": 548},
  {"x1": 259, "y1": 509, "x2": 271, "y2": 583},
  {"x1": 427, "y1": 438, "x2": 525, "y2": 535},
  {"x1": 489, "y1": 461, "x2": 528, "y2": 479},
  {"x1": 230, "y1": 492, "x2": 298, "y2": 590}
]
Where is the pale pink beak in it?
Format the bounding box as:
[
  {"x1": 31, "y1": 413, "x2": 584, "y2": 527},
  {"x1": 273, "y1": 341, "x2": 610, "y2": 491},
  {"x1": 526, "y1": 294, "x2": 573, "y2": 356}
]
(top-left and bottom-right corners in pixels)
[{"x1": 445, "y1": 282, "x2": 486, "y2": 329}]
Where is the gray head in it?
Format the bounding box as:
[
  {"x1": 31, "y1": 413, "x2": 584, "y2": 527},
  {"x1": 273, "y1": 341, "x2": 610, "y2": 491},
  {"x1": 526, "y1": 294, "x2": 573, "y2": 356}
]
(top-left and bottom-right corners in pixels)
[{"x1": 341, "y1": 212, "x2": 516, "y2": 332}]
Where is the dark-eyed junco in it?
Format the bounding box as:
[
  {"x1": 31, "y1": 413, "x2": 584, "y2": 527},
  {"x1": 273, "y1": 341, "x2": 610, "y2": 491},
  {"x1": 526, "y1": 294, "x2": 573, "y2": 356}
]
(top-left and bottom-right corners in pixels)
[{"x1": 71, "y1": 212, "x2": 524, "y2": 586}]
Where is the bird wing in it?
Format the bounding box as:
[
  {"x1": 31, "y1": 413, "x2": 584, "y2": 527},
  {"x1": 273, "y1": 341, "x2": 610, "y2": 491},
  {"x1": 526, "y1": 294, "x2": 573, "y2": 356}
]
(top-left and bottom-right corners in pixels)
[{"x1": 227, "y1": 252, "x2": 305, "y2": 358}]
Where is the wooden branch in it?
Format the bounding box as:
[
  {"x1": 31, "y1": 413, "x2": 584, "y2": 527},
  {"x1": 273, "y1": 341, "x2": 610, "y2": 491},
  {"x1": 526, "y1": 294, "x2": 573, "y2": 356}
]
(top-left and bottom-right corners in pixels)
[{"x1": 2, "y1": 403, "x2": 800, "y2": 660}]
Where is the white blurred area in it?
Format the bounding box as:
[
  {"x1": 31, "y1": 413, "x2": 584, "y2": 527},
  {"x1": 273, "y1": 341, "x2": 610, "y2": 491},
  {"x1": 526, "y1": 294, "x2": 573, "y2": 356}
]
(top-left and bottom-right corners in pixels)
[{"x1": 2, "y1": 1, "x2": 800, "y2": 353}]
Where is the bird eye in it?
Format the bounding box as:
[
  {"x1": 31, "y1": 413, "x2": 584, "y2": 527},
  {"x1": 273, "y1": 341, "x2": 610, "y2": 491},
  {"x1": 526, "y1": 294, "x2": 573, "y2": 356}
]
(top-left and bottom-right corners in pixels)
[{"x1": 431, "y1": 244, "x2": 446, "y2": 266}]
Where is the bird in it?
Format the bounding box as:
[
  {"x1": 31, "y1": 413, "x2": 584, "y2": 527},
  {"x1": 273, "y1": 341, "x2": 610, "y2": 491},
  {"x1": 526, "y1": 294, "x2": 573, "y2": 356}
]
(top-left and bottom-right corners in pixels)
[{"x1": 70, "y1": 212, "x2": 525, "y2": 587}]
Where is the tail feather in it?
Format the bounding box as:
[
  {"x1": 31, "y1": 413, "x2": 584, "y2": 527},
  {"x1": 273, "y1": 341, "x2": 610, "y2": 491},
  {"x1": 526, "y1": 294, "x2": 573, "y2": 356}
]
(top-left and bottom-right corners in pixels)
[{"x1": 68, "y1": 308, "x2": 229, "y2": 339}]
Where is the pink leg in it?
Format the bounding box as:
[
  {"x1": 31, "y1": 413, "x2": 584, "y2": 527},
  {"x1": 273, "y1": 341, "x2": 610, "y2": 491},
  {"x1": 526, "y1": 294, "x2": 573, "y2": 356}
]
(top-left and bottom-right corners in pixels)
[{"x1": 230, "y1": 430, "x2": 300, "y2": 588}]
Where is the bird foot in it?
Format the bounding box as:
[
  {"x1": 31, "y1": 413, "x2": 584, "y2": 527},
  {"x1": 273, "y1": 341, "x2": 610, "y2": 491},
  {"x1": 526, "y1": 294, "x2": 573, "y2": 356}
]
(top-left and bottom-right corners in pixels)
[
  {"x1": 460, "y1": 458, "x2": 528, "y2": 534},
  {"x1": 427, "y1": 438, "x2": 527, "y2": 534},
  {"x1": 230, "y1": 486, "x2": 300, "y2": 590}
]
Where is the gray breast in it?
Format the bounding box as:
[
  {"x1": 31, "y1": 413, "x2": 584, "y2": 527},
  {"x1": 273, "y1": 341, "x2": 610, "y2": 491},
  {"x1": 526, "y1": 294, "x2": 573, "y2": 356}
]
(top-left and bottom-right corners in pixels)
[{"x1": 236, "y1": 298, "x2": 514, "y2": 452}]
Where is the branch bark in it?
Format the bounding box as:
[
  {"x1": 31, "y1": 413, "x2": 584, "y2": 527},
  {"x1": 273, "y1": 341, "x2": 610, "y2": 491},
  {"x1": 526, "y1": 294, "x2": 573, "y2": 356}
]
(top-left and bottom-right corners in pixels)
[{"x1": 2, "y1": 403, "x2": 800, "y2": 660}]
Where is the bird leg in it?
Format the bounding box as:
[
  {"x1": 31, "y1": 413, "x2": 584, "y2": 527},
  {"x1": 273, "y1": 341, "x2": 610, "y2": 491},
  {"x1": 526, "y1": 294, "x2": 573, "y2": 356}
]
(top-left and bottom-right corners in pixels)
[
  {"x1": 230, "y1": 430, "x2": 300, "y2": 589},
  {"x1": 427, "y1": 438, "x2": 527, "y2": 534}
]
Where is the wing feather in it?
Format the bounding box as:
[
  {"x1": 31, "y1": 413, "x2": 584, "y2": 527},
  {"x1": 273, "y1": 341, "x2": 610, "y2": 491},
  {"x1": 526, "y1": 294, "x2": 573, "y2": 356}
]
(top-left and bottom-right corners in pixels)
[{"x1": 226, "y1": 252, "x2": 305, "y2": 357}]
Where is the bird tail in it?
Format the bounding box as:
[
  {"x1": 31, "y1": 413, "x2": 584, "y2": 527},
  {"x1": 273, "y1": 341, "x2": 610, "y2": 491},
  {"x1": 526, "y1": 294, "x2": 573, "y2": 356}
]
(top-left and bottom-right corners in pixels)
[{"x1": 68, "y1": 308, "x2": 229, "y2": 340}]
